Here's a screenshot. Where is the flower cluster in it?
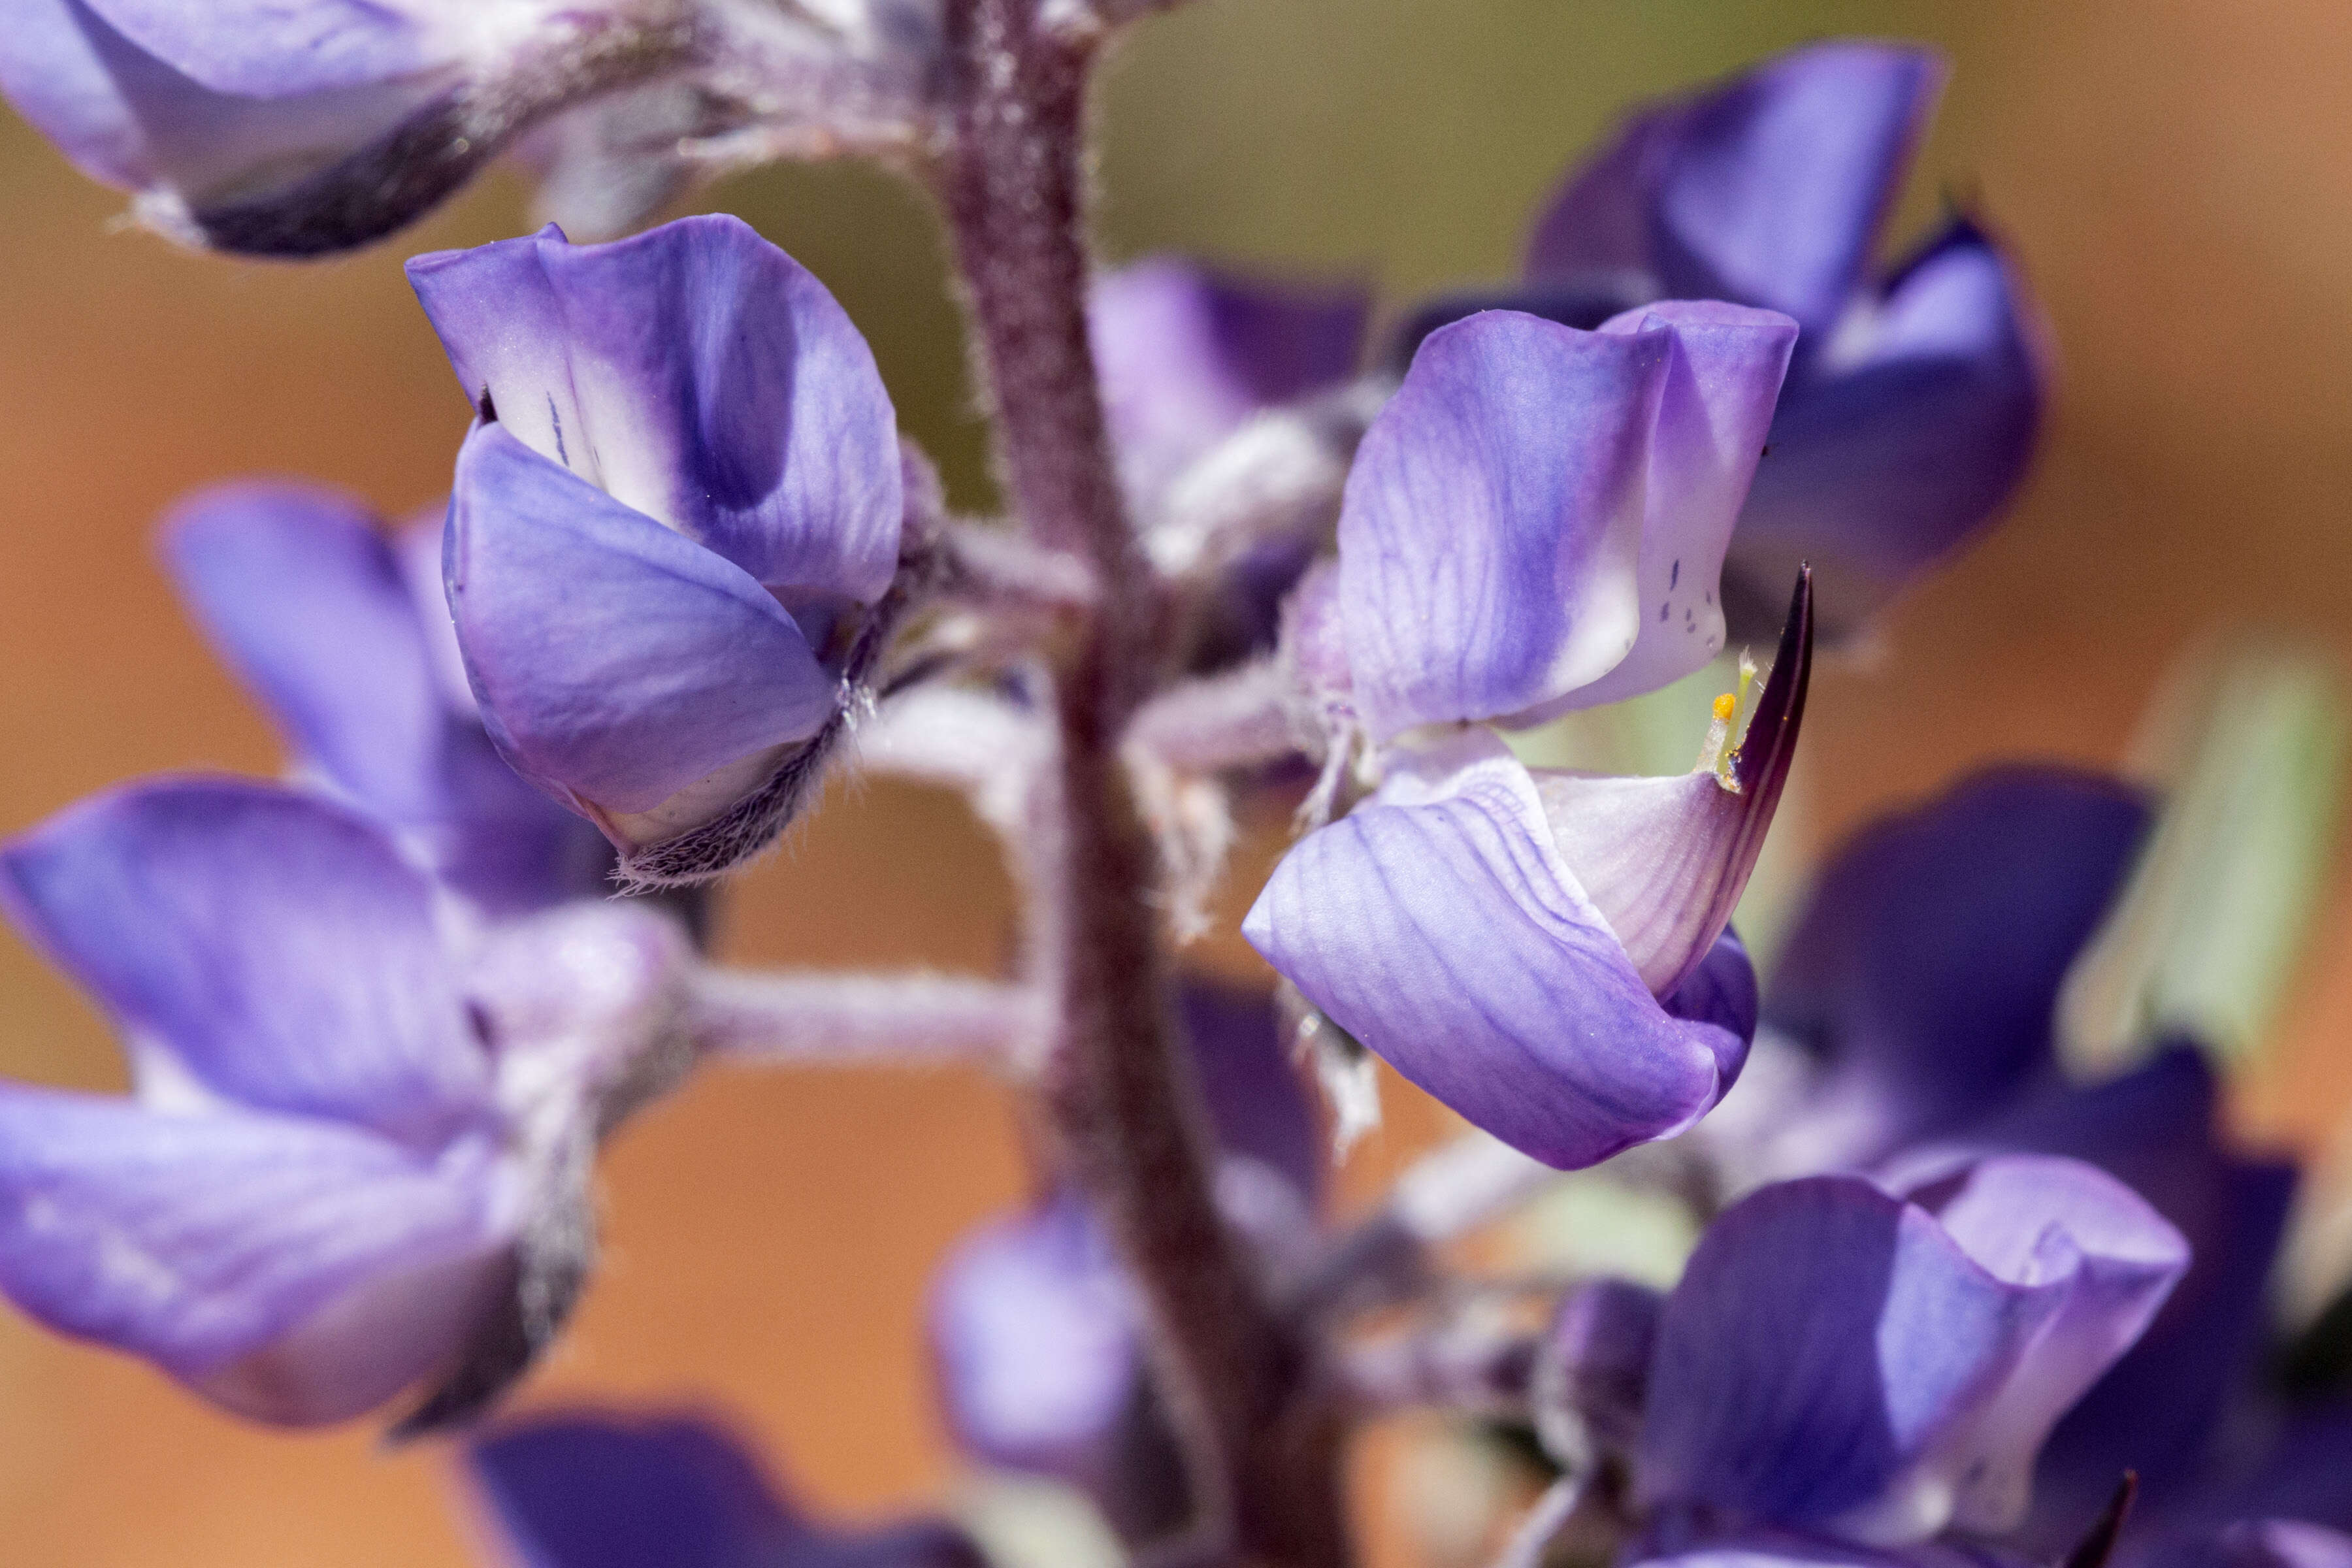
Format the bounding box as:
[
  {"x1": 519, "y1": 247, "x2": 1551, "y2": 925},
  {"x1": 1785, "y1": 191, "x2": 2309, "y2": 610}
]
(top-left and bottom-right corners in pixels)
[{"x1": 0, "y1": 15, "x2": 2341, "y2": 1568}]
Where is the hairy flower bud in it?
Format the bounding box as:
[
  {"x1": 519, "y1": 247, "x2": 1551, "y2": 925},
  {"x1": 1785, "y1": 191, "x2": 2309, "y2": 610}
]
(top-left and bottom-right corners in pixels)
[{"x1": 410, "y1": 214, "x2": 917, "y2": 885}]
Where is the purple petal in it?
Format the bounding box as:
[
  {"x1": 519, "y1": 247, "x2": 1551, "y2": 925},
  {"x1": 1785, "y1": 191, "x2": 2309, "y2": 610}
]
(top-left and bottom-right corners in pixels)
[
  {"x1": 1765, "y1": 768, "x2": 2151, "y2": 1165},
  {"x1": 447, "y1": 423, "x2": 840, "y2": 827},
  {"x1": 1558, "y1": 302, "x2": 1797, "y2": 711},
  {"x1": 473, "y1": 1410, "x2": 992, "y2": 1568},
  {"x1": 408, "y1": 216, "x2": 904, "y2": 602},
  {"x1": 1337, "y1": 310, "x2": 1663, "y2": 738},
  {"x1": 926, "y1": 1194, "x2": 1141, "y2": 1489},
  {"x1": 0, "y1": 0, "x2": 444, "y2": 197},
  {"x1": 0, "y1": 1084, "x2": 506, "y2": 1422},
  {"x1": 1243, "y1": 735, "x2": 1749, "y2": 1169},
  {"x1": 78, "y1": 0, "x2": 447, "y2": 97},
  {"x1": 2155, "y1": 1523, "x2": 2352, "y2": 1568},
  {"x1": 1092, "y1": 258, "x2": 1368, "y2": 501},
  {"x1": 1901, "y1": 1154, "x2": 2190, "y2": 1535},
  {"x1": 1640, "y1": 1158, "x2": 2183, "y2": 1544},
  {"x1": 1337, "y1": 306, "x2": 1790, "y2": 737},
  {"x1": 1727, "y1": 220, "x2": 2047, "y2": 636},
  {"x1": 471, "y1": 1412, "x2": 799, "y2": 1568},
  {"x1": 13, "y1": 0, "x2": 456, "y2": 219},
  {"x1": 1628, "y1": 1529, "x2": 2033, "y2": 1568},
  {"x1": 1640, "y1": 1175, "x2": 2033, "y2": 1540},
  {"x1": 2216, "y1": 1410, "x2": 2352, "y2": 1539},
  {"x1": 4, "y1": 3, "x2": 706, "y2": 256},
  {"x1": 1544, "y1": 1279, "x2": 1664, "y2": 1450},
  {"x1": 396, "y1": 513, "x2": 480, "y2": 714},
  {"x1": 1179, "y1": 979, "x2": 1322, "y2": 1200},
  {"x1": 0, "y1": 0, "x2": 154, "y2": 187},
  {"x1": 167, "y1": 484, "x2": 613, "y2": 913},
  {"x1": 1533, "y1": 570, "x2": 1810, "y2": 994},
  {"x1": 0, "y1": 779, "x2": 487, "y2": 1148},
  {"x1": 1959, "y1": 1049, "x2": 2298, "y2": 1542},
  {"x1": 162, "y1": 482, "x2": 453, "y2": 822},
  {"x1": 1529, "y1": 42, "x2": 1944, "y2": 342}
]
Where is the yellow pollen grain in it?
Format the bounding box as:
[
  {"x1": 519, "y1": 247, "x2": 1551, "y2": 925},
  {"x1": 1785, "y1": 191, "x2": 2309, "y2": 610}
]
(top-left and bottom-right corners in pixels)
[{"x1": 1711, "y1": 693, "x2": 1739, "y2": 722}]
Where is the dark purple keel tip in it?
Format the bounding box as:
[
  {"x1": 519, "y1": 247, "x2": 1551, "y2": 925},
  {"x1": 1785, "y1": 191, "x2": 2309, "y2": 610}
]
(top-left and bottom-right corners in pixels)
[
  {"x1": 1730, "y1": 563, "x2": 1812, "y2": 800},
  {"x1": 2059, "y1": 1471, "x2": 2138, "y2": 1568},
  {"x1": 1652, "y1": 566, "x2": 1811, "y2": 1000}
]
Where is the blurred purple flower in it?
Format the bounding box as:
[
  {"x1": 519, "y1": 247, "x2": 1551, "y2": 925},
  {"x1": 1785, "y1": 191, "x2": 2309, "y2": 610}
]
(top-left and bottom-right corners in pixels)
[
  {"x1": 0, "y1": 778, "x2": 690, "y2": 1428},
  {"x1": 0, "y1": 0, "x2": 704, "y2": 254},
  {"x1": 926, "y1": 1193, "x2": 1163, "y2": 1522},
  {"x1": 408, "y1": 214, "x2": 913, "y2": 886},
  {"x1": 163, "y1": 481, "x2": 613, "y2": 915},
  {"x1": 470, "y1": 1410, "x2": 987, "y2": 1568},
  {"x1": 1714, "y1": 769, "x2": 2298, "y2": 1552},
  {"x1": 1737, "y1": 768, "x2": 2154, "y2": 1175},
  {"x1": 1637, "y1": 1155, "x2": 2186, "y2": 1548},
  {"x1": 2147, "y1": 1522, "x2": 2352, "y2": 1568},
  {"x1": 0, "y1": 1, "x2": 947, "y2": 255},
  {"x1": 1092, "y1": 259, "x2": 1371, "y2": 663},
  {"x1": 1520, "y1": 41, "x2": 2048, "y2": 637},
  {"x1": 1092, "y1": 258, "x2": 1369, "y2": 514},
  {"x1": 1541, "y1": 1278, "x2": 1666, "y2": 1454},
  {"x1": 925, "y1": 981, "x2": 1318, "y2": 1531}
]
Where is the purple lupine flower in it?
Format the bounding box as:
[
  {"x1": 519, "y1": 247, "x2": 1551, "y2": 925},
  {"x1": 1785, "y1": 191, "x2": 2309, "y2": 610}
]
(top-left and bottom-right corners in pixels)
[
  {"x1": 0, "y1": 777, "x2": 691, "y2": 1428},
  {"x1": 469, "y1": 1410, "x2": 988, "y2": 1568},
  {"x1": 1634, "y1": 1155, "x2": 2186, "y2": 1552},
  {"x1": 163, "y1": 481, "x2": 613, "y2": 915},
  {"x1": 407, "y1": 213, "x2": 914, "y2": 887},
  {"x1": 1518, "y1": 41, "x2": 2048, "y2": 637},
  {"x1": 0, "y1": 1, "x2": 945, "y2": 256},
  {"x1": 1247, "y1": 306, "x2": 1808, "y2": 1168},
  {"x1": 1706, "y1": 770, "x2": 2298, "y2": 1554},
  {"x1": 926, "y1": 981, "x2": 1318, "y2": 1531}
]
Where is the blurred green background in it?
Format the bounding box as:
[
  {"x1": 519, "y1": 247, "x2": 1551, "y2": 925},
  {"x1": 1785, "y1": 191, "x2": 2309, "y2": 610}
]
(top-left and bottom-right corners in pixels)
[{"x1": 2, "y1": 1, "x2": 2351, "y2": 1563}]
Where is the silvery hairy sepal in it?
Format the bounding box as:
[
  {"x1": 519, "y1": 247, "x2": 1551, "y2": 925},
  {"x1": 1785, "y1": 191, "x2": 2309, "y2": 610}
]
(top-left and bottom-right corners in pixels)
[
  {"x1": 410, "y1": 213, "x2": 928, "y2": 887},
  {"x1": 0, "y1": 779, "x2": 695, "y2": 1431},
  {"x1": 0, "y1": 0, "x2": 945, "y2": 256}
]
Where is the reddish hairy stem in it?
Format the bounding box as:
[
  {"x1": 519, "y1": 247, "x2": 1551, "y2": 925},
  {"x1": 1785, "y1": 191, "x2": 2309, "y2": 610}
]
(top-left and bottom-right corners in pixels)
[{"x1": 936, "y1": 6, "x2": 1348, "y2": 1566}]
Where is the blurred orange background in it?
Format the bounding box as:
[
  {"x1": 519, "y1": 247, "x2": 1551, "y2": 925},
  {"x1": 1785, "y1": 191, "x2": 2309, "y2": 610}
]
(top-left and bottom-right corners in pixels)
[{"x1": 3, "y1": 1, "x2": 2351, "y2": 1562}]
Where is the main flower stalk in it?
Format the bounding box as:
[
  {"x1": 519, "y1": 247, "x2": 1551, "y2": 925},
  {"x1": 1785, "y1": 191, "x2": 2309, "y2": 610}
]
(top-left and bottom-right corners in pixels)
[{"x1": 938, "y1": 5, "x2": 1347, "y2": 1566}]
